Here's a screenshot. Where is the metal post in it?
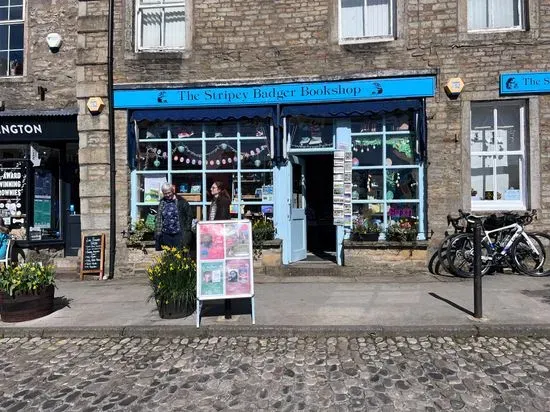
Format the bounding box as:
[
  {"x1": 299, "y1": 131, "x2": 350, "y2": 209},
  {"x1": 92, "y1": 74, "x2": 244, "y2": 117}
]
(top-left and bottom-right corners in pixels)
[{"x1": 473, "y1": 220, "x2": 483, "y2": 318}]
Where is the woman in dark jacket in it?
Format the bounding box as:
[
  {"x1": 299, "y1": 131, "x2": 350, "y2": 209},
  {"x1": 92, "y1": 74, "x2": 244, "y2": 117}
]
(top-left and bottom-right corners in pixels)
[{"x1": 208, "y1": 181, "x2": 231, "y2": 220}]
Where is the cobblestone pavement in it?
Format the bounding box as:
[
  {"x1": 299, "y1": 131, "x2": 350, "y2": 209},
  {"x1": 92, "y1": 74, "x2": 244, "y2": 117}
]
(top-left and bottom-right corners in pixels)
[{"x1": 1, "y1": 336, "x2": 550, "y2": 411}]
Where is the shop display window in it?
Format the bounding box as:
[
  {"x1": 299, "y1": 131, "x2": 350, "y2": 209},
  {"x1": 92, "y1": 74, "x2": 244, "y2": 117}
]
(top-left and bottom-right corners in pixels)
[
  {"x1": 288, "y1": 117, "x2": 334, "y2": 149},
  {"x1": 351, "y1": 113, "x2": 423, "y2": 240},
  {"x1": 133, "y1": 120, "x2": 274, "y2": 222}
]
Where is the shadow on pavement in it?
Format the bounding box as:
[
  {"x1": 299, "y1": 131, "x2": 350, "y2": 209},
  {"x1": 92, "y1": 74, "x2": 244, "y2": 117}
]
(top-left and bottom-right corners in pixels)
[
  {"x1": 53, "y1": 296, "x2": 72, "y2": 312},
  {"x1": 429, "y1": 292, "x2": 474, "y2": 317},
  {"x1": 521, "y1": 284, "x2": 550, "y2": 305}
]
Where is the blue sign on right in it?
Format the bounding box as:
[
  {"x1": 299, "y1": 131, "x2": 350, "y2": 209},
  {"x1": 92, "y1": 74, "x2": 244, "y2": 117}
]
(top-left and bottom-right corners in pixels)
[{"x1": 501, "y1": 72, "x2": 550, "y2": 94}]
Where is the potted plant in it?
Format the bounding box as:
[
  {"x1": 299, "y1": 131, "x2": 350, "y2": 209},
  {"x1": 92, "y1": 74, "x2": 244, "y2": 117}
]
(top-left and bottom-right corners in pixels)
[
  {"x1": 147, "y1": 246, "x2": 196, "y2": 319},
  {"x1": 252, "y1": 218, "x2": 275, "y2": 259},
  {"x1": 386, "y1": 218, "x2": 418, "y2": 242},
  {"x1": 0, "y1": 263, "x2": 56, "y2": 322},
  {"x1": 124, "y1": 218, "x2": 155, "y2": 250},
  {"x1": 351, "y1": 215, "x2": 381, "y2": 241}
]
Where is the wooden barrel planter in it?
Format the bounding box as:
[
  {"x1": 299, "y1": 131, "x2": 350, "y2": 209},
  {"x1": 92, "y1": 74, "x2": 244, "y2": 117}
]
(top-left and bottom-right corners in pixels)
[
  {"x1": 0, "y1": 285, "x2": 55, "y2": 323},
  {"x1": 157, "y1": 299, "x2": 195, "y2": 319}
]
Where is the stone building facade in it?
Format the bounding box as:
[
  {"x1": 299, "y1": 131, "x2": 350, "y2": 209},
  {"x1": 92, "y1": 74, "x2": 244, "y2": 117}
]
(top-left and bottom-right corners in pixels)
[
  {"x1": 76, "y1": 1, "x2": 550, "y2": 275},
  {"x1": 0, "y1": 0, "x2": 80, "y2": 263}
]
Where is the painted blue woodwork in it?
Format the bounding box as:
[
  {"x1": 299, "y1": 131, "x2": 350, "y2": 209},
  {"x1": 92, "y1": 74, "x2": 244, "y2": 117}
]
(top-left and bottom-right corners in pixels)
[
  {"x1": 289, "y1": 156, "x2": 307, "y2": 263},
  {"x1": 500, "y1": 72, "x2": 550, "y2": 94},
  {"x1": 335, "y1": 120, "x2": 352, "y2": 265},
  {"x1": 114, "y1": 77, "x2": 435, "y2": 109}
]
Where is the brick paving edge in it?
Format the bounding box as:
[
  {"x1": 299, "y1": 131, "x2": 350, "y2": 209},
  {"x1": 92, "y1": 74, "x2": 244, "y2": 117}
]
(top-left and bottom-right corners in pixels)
[{"x1": 1, "y1": 324, "x2": 550, "y2": 339}]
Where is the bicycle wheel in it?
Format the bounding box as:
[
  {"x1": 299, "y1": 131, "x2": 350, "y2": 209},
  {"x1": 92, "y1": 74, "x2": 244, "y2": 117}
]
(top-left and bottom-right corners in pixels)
[
  {"x1": 437, "y1": 234, "x2": 459, "y2": 275},
  {"x1": 511, "y1": 233, "x2": 547, "y2": 276},
  {"x1": 446, "y1": 233, "x2": 492, "y2": 278}
]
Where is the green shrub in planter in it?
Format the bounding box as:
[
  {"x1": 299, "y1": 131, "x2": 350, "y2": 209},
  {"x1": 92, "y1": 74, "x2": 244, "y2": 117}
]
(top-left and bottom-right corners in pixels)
[
  {"x1": 252, "y1": 219, "x2": 275, "y2": 259},
  {"x1": 147, "y1": 246, "x2": 196, "y2": 318},
  {"x1": 0, "y1": 263, "x2": 55, "y2": 296}
]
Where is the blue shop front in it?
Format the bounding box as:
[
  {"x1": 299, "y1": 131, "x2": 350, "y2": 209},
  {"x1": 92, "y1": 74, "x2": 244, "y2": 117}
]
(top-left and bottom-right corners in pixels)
[{"x1": 114, "y1": 76, "x2": 435, "y2": 265}]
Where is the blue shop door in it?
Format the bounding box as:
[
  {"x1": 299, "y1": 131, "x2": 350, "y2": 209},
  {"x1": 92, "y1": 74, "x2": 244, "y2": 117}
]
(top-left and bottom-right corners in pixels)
[{"x1": 290, "y1": 156, "x2": 307, "y2": 262}]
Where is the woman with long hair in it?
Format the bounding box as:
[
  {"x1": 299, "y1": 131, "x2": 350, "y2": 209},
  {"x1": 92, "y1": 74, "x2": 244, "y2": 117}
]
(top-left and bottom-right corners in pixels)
[{"x1": 208, "y1": 180, "x2": 231, "y2": 221}]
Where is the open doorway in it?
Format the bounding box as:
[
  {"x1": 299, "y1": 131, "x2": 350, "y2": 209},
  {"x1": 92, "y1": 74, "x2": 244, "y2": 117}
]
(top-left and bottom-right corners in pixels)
[{"x1": 304, "y1": 154, "x2": 335, "y2": 262}]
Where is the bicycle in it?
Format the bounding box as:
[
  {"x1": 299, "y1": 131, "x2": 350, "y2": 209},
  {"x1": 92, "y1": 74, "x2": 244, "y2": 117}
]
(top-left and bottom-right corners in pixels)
[{"x1": 446, "y1": 210, "x2": 545, "y2": 277}]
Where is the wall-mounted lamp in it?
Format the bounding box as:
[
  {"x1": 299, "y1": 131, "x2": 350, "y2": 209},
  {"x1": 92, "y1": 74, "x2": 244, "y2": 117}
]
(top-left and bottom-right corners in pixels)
[
  {"x1": 38, "y1": 86, "x2": 47, "y2": 101},
  {"x1": 46, "y1": 33, "x2": 62, "y2": 53}
]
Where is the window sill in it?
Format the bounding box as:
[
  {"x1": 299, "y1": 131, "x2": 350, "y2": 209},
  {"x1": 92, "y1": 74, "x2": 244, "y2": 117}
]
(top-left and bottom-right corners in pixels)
[{"x1": 339, "y1": 36, "x2": 394, "y2": 46}]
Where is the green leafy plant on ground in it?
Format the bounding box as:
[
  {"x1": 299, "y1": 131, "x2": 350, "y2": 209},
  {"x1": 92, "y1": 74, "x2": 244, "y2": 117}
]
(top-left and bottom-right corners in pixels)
[
  {"x1": 0, "y1": 263, "x2": 56, "y2": 296},
  {"x1": 126, "y1": 218, "x2": 155, "y2": 249},
  {"x1": 147, "y1": 247, "x2": 196, "y2": 312},
  {"x1": 252, "y1": 218, "x2": 275, "y2": 259}
]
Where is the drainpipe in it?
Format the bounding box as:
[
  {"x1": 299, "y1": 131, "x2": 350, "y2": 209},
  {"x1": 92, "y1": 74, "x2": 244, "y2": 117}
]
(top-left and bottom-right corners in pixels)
[{"x1": 108, "y1": 0, "x2": 116, "y2": 278}]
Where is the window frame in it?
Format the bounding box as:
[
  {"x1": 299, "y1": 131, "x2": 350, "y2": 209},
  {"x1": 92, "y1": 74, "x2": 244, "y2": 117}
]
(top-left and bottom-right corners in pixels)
[
  {"x1": 0, "y1": 0, "x2": 25, "y2": 78},
  {"x1": 135, "y1": 0, "x2": 187, "y2": 52},
  {"x1": 467, "y1": 0, "x2": 525, "y2": 33},
  {"x1": 350, "y1": 114, "x2": 425, "y2": 240},
  {"x1": 470, "y1": 100, "x2": 527, "y2": 211},
  {"x1": 338, "y1": 0, "x2": 395, "y2": 45},
  {"x1": 131, "y1": 121, "x2": 274, "y2": 224}
]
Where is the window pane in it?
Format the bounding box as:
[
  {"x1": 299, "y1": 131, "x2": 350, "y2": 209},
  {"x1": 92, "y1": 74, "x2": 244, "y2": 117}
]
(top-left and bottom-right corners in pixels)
[
  {"x1": 9, "y1": 23, "x2": 23, "y2": 49},
  {"x1": 164, "y1": 7, "x2": 185, "y2": 48},
  {"x1": 205, "y1": 140, "x2": 238, "y2": 170},
  {"x1": 468, "y1": 0, "x2": 488, "y2": 30},
  {"x1": 388, "y1": 168, "x2": 419, "y2": 200},
  {"x1": 386, "y1": 136, "x2": 415, "y2": 165},
  {"x1": 386, "y1": 203, "x2": 419, "y2": 240},
  {"x1": 0, "y1": 7, "x2": 7, "y2": 21},
  {"x1": 141, "y1": 8, "x2": 161, "y2": 48},
  {"x1": 341, "y1": 0, "x2": 364, "y2": 38},
  {"x1": 352, "y1": 134, "x2": 382, "y2": 166},
  {"x1": 139, "y1": 173, "x2": 168, "y2": 203},
  {"x1": 8, "y1": 49, "x2": 22, "y2": 75},
  {"x1": 205, "y1": 173, "x2": 233, "y2": 203},
  {"x1": 239, "y1": 120, "x2": 269, "y2": 138},
  {"x1": 289, "y1": 118, "x2": 333, "y2": 148},
  {"x1": 138, "y1": 142, "x2": 168, "y2": 171},
  {"x1": 9, "y1": 6, "x2": 22, "y2": 20},
  {"x1": 471, "y1": 155, "x2": 494, "y2": 200},
  {"x1": 471, "y1": 105, "x2": 493, "y2": 152},
  {"x1": 173, "y1": 173, "x2": 202, "y2": 201},
  {"x1": 492, "y1": 0, "x2": 519, "y2": 28},
  {"x1": 11, "y1": 0, "x2": 23, "y2": 5},
  {"x1": 171, "y1": 141, "x2": 202, "y2": 170},
  {"x1": 0, "y1": 25, "x2": 7, "y2": 50},
  {"x1": 496, "y1": 154, "x2": 521, "y2": 200},
  {"x1": 240, "y1": 139, "x2": 272, "y2": 169},
  {"x1": 205, "y1": 122, "x2": 237, "y2": 138},
  {"x1": 496, "y1": 104, "x2": 521, "y2": 151},
  {"x1": 352, "y1": 169, "x2": 383, "y2": 200},
  {"x1": 240, "y1": 172, "x2": 273, "y2": 202},
  {"x1": 0, "y1": 51, "x2": 7, "y2": 76},
  {"x1": 365, "y1": 0, "x2": 391, "y2": 36}
]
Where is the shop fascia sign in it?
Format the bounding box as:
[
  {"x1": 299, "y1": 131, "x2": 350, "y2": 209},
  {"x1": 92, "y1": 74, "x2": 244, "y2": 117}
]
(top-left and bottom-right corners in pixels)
[
  {"x1": 0, "y1": 123, "x2": 43, "y2": 135},
  {"x1": 500, "y1": 72, "x2": 550, "y2": 94},
  {"x1": 114, "y1": 76, "x2": 435, "y2": 109}
]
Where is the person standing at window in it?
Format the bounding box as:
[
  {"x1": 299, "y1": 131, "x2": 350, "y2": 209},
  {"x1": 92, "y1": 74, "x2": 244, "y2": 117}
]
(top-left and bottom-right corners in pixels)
[
  {"x1": 208, "y1": 181, "x2": 231, "y2": 221},
  {"x1": 155, "y1": 183, "x2": 193, "y2": 250}
]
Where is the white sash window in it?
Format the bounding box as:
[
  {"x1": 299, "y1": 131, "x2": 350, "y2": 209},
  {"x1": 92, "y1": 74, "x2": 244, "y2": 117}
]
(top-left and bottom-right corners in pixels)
[
  {"x1": 468, "y1": 0, "x2": 523, "y2": 31},
  {"x1": 339, "y1": 0, "x2": 394, "y2": 43},
  {"x1": 136, "y1": 0, "x2": 186, "y2": 51},
  {"x1": 0, "y1": 0, "x2": 24, "y2": 77}
]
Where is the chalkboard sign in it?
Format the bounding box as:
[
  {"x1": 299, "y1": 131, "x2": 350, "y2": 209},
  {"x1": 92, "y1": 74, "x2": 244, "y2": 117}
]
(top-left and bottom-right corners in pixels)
[{"x1": 80, "y1": 234, "x2": 105, "y2": 280}]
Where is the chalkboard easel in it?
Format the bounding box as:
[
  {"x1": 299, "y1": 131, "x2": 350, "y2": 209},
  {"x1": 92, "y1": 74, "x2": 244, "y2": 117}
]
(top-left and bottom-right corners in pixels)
[{"x1": 80, "y1": 234, "x2": 106, "y2": 280}]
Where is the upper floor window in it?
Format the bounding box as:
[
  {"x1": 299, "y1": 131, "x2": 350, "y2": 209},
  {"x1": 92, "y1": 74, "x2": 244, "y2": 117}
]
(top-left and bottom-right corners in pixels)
[
  {"x1": 339, "y1": 0, "x2": 394, "y2": 43},
  {"x1": 136, "y1": 0, "x2": 186, "y2": 51},
  {"x1": 468, "y1": 0, "x2": 524, "y2": 31},
  {"x1": 0, "y1": 0, "x2": 24, "y2": 77}
]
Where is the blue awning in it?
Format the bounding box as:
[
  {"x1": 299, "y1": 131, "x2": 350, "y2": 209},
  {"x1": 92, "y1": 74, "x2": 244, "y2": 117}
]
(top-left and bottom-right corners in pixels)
[
  {"x1": 280, "y1": 99, "x2": 422, "y2": 118},
  {"x1": 130, "y1": 106, "x2": 275, "y2": 122}
]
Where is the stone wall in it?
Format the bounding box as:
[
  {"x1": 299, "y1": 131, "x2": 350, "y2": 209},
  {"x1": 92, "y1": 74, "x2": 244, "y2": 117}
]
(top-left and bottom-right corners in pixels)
[
  {"x1": 75, "y1": 0, "x2": 550, "y2": 275},
  {"x1": 0, "y1": 0, "x2": 78, "y2": 109}
]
